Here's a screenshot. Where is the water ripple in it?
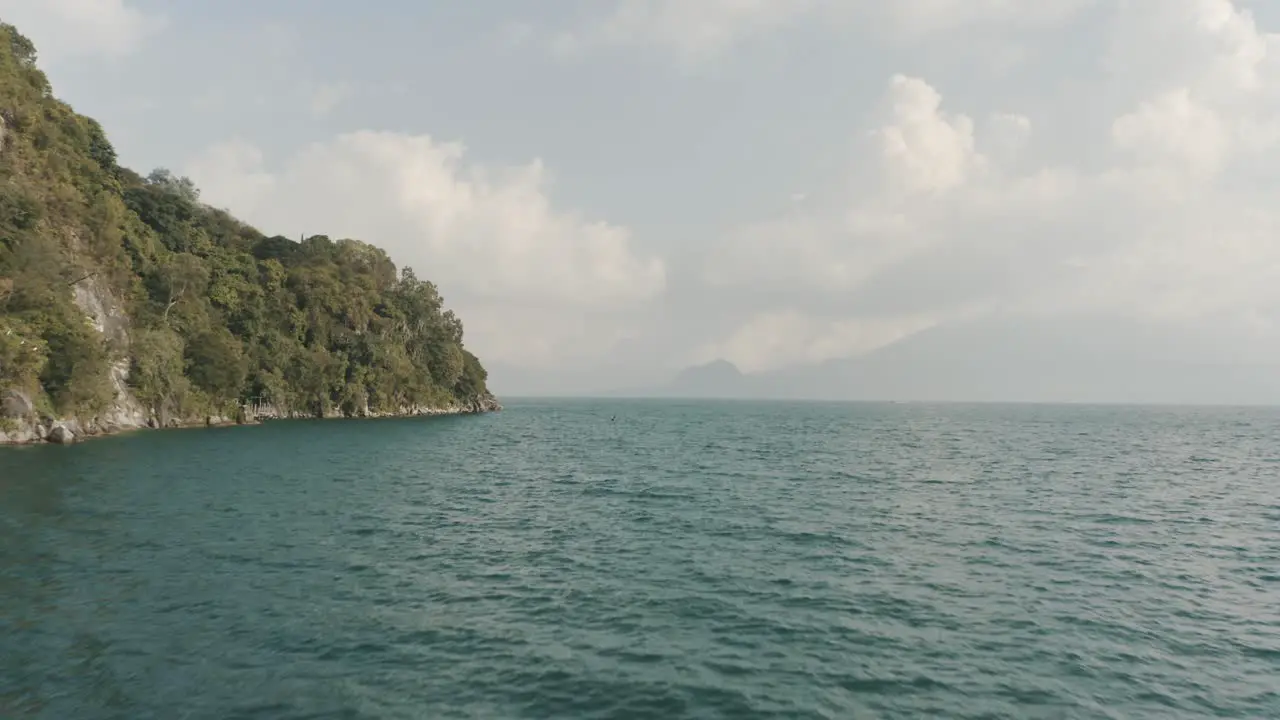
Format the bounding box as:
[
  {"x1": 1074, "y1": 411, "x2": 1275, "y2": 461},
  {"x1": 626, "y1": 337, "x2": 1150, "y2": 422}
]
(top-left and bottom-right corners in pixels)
[{"x1": 2, "y1": 401, "x2": 1279, "y2": 718}]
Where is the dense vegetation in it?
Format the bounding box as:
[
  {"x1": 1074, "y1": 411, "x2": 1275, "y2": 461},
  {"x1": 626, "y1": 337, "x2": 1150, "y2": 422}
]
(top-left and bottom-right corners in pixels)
[{"x1": 0, "y1": 22, "x2": 490, "y2": 426}]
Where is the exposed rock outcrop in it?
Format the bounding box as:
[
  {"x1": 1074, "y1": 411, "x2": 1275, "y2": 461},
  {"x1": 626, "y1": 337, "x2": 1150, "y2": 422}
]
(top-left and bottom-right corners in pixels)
[
  {"x1": 46, "y1": 424, "x2": 74, "y2": 444},
  {"x1": 0, "y1": 391, "x2": 503, "y2": 445},
  {"x1": 243, "y1": 392, "x2": 502, "y2": 422},
  {"x1": 0, "y1": 275, "x2": 153, "y2": 444},
  {"x1": 71, "y1": 275, "x2": 149, "y2": 432},
  {"x1": 1, "y1": 388, "x2": 32, "y2": 418}
]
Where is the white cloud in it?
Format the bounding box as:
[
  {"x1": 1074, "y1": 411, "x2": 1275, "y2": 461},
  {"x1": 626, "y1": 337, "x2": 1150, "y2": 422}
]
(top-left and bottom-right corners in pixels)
[
  {"x1": 706, "y1": 74, "x2": 1036, "y2": 297},
  {"x1": 57, "y1": 0, "x2": 1276, "y2": 391},
  {"x1": 1104, "y1": 0, "x2": 1280, "y2": 178},
  {"x1": 702, "y1": 0, "x2": 1280, "y2": 371},
  {"x1": 453, "y1": 304, "x2": 654, "y2": 371},
  {"x1": 876, "y1": 74, "x2": 988, "y2": 195},
  {"x1": 185, "y1": 138, "x2": 276, "y2": 212},
  {"x1": 0, "y1": 0, "x2": 163, "y2": 62},
  {"x1": 1105, "y1": 0, "x2": 1278, "y2": 99},
  {"x1": 185, "y1": 132, "x2": 665, "y2": 368},
  {"x1": 1110, "y1": 88, "x2": 1230, "y2": 176}
]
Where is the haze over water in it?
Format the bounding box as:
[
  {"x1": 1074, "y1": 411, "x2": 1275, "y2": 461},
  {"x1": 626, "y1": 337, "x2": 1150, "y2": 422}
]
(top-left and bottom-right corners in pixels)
[{"x1": 2, "y1": 399, "x2": 1279, "y2": 719}]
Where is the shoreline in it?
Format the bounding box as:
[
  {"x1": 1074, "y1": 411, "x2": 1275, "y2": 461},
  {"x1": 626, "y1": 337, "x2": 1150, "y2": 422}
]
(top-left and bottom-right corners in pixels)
[{"x1": 0, "y1": 396, "x2": 502, "y2": 447}]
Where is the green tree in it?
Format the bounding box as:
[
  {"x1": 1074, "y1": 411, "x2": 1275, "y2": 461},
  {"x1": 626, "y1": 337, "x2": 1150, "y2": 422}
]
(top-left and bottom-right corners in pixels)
[
  {"x1": 0, "y1": 21, "x2": 495, "y2": 432},
  {"x1": 0, "y1": 315, "x2": 46, "y2": 389},
  {"x1": 38, "y1": 311, "x2": 114, "y2": 415},
  {"x1": 145, "y1": 168, "x2": 200, "y2": 203},
  {"x1": 153, "y1": 252, "x2": 208, "y2": 322},
  {"x1": 185, "y1": 327, "x2": 246, "y2": 402},
  {"x1": 130, "y1": 327, "x2": 190, "y2": 422}
]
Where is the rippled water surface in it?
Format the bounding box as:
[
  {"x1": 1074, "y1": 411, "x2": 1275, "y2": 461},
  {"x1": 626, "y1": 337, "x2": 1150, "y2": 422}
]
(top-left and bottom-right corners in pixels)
[{"x1": 2, "y1": 400, "x2": 1279, "y2": 719}]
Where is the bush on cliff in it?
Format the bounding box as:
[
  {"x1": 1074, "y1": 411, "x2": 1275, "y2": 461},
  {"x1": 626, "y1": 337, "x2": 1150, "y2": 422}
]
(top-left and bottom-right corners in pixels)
[{"x1": 0, "y1": 22, "x2": 492, "y2": 424}]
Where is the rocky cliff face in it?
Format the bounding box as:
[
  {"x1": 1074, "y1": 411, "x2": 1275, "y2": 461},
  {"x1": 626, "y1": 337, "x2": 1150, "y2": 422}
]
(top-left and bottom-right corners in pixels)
[
  {"x1": 0, "y1": 276, "x2": 501, "y2": 446},
  {"x1": 1, "y1": 276, "x2": 148, "y2": 444}
]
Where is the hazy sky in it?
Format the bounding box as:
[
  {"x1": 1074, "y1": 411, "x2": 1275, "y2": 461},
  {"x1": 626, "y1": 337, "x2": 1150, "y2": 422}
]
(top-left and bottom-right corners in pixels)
[{"x1": 4, "y1": 0, "x2": 1280, "y2": 396}]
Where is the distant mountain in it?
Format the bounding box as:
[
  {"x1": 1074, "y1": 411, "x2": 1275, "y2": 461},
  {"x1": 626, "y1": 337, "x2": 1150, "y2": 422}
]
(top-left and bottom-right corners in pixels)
[
  {"x1": 662, "y1": 359, "x2": 748, "y2": 398},
  {"x1": 756, "y1": 314, "x2": 1280, "y2": 405},
  {"x1": 500, "y1": 313, "x2": 1280, "y2": 406},
  {"x1": 556, "y1": 358, "x2": 750, "y2": 399},
  {"x1": 599, "y1": 314, "x2": 1280, "y2": 405}
]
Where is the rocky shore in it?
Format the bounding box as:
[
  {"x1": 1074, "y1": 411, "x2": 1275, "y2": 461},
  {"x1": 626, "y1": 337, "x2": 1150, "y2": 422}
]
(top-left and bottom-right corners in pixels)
[{"x1": 0, "y1": 388, "x2": 502, "y2": 446}]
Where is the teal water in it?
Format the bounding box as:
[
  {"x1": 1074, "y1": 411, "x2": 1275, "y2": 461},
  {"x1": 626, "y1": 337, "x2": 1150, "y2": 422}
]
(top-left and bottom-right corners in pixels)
[{"x1": 2, "y1": 399, "x2": 1279, "y2": 719}]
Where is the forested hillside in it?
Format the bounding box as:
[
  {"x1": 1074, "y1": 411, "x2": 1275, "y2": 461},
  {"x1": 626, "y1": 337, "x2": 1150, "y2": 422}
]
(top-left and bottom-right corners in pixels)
[{"x1": 0, "y1": 22, "x2": 496, "y2": 443}]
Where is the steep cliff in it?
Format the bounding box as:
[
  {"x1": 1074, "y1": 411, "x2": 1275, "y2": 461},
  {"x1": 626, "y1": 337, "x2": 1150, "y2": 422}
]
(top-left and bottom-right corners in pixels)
[{"x1": 0, "y1": 22, "x2": 498, "y2": 445}]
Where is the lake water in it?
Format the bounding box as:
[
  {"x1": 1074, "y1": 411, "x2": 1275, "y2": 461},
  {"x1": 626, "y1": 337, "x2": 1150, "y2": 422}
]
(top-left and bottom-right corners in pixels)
[{"x1": 2, "y1": 399, "x2": 1278, "y2": 719}]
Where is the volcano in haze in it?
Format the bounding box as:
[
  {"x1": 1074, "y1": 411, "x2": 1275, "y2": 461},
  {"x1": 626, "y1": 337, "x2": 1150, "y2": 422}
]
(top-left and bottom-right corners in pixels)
[{"x1": 621, "y1": 315, "x2": 1280, "y2": 405}]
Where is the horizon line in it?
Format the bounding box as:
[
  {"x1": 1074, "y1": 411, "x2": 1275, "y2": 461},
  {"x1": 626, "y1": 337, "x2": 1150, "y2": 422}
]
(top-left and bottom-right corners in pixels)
[{"x1": 489, "y1": 395, "x2": 1280, "y2": 410}]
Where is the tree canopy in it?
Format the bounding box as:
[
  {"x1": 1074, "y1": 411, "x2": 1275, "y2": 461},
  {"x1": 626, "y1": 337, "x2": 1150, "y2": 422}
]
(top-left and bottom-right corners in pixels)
[{"x1": 0, "y1": 22, "x2": 491, "y2": 423}]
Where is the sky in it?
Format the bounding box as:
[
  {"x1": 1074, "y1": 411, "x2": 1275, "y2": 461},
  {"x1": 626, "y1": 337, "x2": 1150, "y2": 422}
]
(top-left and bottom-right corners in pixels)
[{"x1": 3, "y1": 0, "x2": 1280, "y2": 399}]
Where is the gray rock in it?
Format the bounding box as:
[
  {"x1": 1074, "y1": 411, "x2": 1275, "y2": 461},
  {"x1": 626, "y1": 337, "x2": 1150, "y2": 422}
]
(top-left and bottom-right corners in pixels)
[
  {"x1": 8, "y1": 424, "x2": 39, "y2": 444},
  {"x1": 47, "y1": 424, "x2": 75, "y2": 444},
  {"x1": 1, "y1": 389, "x2": 33, "y2": 418}
]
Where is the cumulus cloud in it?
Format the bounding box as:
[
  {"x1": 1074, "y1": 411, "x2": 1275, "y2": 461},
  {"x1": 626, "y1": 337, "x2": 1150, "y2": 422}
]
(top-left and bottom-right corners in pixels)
[
  {"x1": 1110, "y1": 88, "x2": 1231, "y2": 177},
  {"x1": 185, "y1": 132, "x2": 665, "y2": 369},
  {"x1": 0, "y1": 0, "x2": 163, "y2": 62},
  {"x1": 97, "y1": 0, "x2": 1280, "y2": 389},
  {"x1": 1104, "y1": 0, "x2": 1280, "y2": 180},
  {"x1": 699, "y1": 0, "x2": 1280, "y2": 371},
  {"x1": 705, "y1": 73, "x2": 1037, "y2": 297},
  {"x1": 1105, "y1": 0, "x2": 1278, "y2": 98},
  {"x1": 876, "y1": 75, "x2": 988, "y2": 195}
]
